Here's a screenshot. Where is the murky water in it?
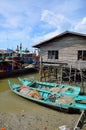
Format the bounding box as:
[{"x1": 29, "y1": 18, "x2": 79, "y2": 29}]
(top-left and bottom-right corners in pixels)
[
  {"x1": 0, "y1": 73, "x2": 85, "y2": 130},
  {"x1": 0, "y1": 72, "x2": 41, "y2": 113}
]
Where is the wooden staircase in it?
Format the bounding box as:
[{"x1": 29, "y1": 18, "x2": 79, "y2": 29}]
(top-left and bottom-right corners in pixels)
[{"x1": 73, "y1": 110, "x2": 86, "y2": 130}]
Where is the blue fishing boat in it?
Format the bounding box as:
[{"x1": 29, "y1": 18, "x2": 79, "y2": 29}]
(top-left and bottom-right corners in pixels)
[
  {"x1": 0, "y1": 45, "x2": 38, "y2": 78},
  {"x1": 18, "y1": 77, "x2": 81, "y2": 96},
  {"x1": 0, "y1": 60, "x2": 37, "y2": 78},
  {"x1": 8, "y1": 80, "x2": 86, "y2": 112}
]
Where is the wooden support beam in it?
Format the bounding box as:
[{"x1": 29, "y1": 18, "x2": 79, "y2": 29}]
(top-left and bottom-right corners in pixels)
[
  {"x1": 69, "y1": 65, "x2": 72, "y2": 83},
  {"x1": 48, "y1": 67, "x2": 50, "y2": 81},
  {"x1": 43, "y1": 67, "x2": 46, "y2": 82},
  {"x1": 80, "y1": 69, "x2": 84, "y2": 94},
  {"x1": 39, "y1": 57, "x2": 42, "y2": 81},
  {"x1": 55, "y1": 68, "x2": 58, "y2": 79},
  {"x1": 60, "y1": 67, "x2": 63, "y2": 83},
  {"x1": 74, "y1": 68, "x2": 77, "y2": 83}
]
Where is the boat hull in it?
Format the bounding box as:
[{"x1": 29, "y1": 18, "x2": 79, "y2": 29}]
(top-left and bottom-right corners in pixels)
[
  {"x1": 0, "y1": 68, "x2": 38, "y2": 79},
  {"x1": 8, "y1": 80, "x2": 86, "y2": 112},
  {"x1": 18, "y1": 77, "x2": 81, "y2": 96}
]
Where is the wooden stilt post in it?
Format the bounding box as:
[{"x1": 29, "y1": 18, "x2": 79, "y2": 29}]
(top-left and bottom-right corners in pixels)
[
  {"x1": 56, "y1": 67, "x2": 58, "y2": 82},
  {"x1": 60, "y1": 67, "x2": 63, "y2": 83},
  {"x1": 69, "y1": 65, "x2": 72, "y2": 83},
  {"x1": 43, "y1": 67, "x2": 46, "y2": 82},
  {"x1": 55, "y1": 68, "x2": 57, "y2": 79},
  {"x1": 80, "y1": 69, "x2": 84, "y2": 94},
  {"x1": 48, "y1": 67, "x2": 51, "y2": 82},
  {"x1": 39, "y1": 57, "x2": 42, "y2": 81},
  {"x1": 74, "y1": 68, "x2": 77, "y2": 83}
]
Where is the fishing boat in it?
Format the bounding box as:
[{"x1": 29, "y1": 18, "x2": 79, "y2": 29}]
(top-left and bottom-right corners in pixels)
[
  {"x1": 0, "y1": 60, "x2": 37, "y2": 78},
  {"x1": 18, "y1": 77, "x2": 81, "y2": 96},
  {"x1": 8, "y1": 80, "x2": 86, "y2": 112},
  {"x1": 0, "y1": 49, "x2": 38, "y2": 78}
]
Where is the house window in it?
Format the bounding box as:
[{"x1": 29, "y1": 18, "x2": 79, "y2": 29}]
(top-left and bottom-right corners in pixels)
[
  {"x1": 78, "y1": 50, "x2": 86, "y2": 60},
  {"x1": 48, "y1": 50, "x2": 58, "y2": 59}
]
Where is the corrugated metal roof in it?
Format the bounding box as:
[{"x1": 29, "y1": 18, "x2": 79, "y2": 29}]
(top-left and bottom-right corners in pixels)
[{"x1": 33, "y1": 30, "x2": 86, "y2": 48}]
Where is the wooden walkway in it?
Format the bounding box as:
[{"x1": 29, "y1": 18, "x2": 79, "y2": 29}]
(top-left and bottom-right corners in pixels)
[{"x1": 73, "y1": 110, "x2": 86, "y2": 130}]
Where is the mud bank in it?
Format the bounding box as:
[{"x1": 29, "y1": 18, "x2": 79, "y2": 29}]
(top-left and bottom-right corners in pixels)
[{"x1": 0, "y1": 109, "x2": 80, "y2": 130}]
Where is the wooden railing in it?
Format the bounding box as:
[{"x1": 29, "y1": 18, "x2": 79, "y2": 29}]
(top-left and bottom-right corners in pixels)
[{"x1": 73, "y1": 110, "x2": 86, "y2": 130}]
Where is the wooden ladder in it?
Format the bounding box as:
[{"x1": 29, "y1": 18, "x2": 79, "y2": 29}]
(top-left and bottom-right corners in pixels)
[{"x1": 73, "y1": 110, "x2": 86, "y2": 130}]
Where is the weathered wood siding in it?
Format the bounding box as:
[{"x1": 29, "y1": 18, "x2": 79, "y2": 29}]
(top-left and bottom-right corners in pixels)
[{"x1": 40, "y1": 34, "x2": 86, "y2": 69}]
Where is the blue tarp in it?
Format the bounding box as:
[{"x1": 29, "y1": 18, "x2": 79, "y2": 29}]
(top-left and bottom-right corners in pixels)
[{"x1": 7, "y1": 48, "x2": 13, "y2": 53}]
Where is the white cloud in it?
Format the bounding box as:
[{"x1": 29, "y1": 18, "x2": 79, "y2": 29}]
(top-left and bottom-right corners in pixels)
[
  {"x1": 41, "y1": 10, "x2": 71, "y2": 29},
  {"x1": 0, "y1": 0, "x2": 39, "y2": 29},
  {"x1": 33, "y1": 7, "x2": 86, "y2": 46},
  {"x1": 74, "y1": 17, "x2": 86, "y2": 32},
  {"x1": 0, "y1": 0, "x2": 86, "y2": 50},
  {"x1": 32, "y1": 29, "x2": 61, "y2": 45},
  {"x1": 34, "y1": 9, "x2": 72, "y2": 43}
]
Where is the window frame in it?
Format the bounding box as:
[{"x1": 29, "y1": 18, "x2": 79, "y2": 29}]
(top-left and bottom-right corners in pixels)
[
  {"x1": 48, "y1": 50, "x2": 58, "y2": 59},
  {"x1": 78, "y1": 50, "x2": 86, "y2": 61}
]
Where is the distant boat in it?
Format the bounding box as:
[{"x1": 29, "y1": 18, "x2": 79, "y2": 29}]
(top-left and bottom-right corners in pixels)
[
  {"x1": 8, "y1": 80, "x2": 86, "y2": 112},
  {"x1": 0, "y1": 44, "x2": 39, "y2": 78},
  {"x1": 0, "y1": 59, "x2": 37, "y2": 78},
  {"x1": 18, "y1": 77, "x2": 81, "y2": 96},
  {"x1": 5, "y1": 55, "x2": 22, "y2": 61}
]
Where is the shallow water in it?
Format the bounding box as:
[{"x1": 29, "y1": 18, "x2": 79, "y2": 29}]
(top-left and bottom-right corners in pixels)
[{"x1": 0, "y1": 72, "x2": 40, "y2": 113}]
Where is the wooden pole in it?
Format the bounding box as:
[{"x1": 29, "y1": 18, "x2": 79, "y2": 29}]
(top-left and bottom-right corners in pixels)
[
  {"x1": 55, "y1": 68, "x2": 57, "y2": 79},
  {"x1": 69, "y1": 65, "x2": 72, "y2": 83},
  {"x1": 74, "y1": 68, "x2": 77, "y2": 83},
  {"x1": 60, "y1": 67, "x2": 63, "y2": 83},
  {"x1": 80, "y1": 69, "x2": 84, "y2": 94},
  {"x1": 48, "y1": 67, "x2": 51, "y2": 82},
  {"x1": 39, "y1": 57, "x2": 42, "y2": 81},
  {"x1": 44, "y1": 67, "x2": 46, "y2": 82}
]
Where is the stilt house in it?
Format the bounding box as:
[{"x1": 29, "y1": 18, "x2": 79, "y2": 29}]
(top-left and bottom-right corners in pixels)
[{"x1": 33, "y1": 31, "x2": 86, "y2": 83}]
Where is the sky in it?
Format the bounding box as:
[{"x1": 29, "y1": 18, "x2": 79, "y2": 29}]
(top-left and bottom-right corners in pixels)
[{"x1": 0, "y1": 0, "x2": 86, "y2": 52}]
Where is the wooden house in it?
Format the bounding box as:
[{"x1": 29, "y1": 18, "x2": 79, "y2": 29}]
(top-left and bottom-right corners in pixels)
[{"x1": 33, "y1": 31, "x2": 86, "y2": 83}]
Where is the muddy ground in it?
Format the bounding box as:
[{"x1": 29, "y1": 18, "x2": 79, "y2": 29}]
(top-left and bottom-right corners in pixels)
[{"x1": 0, "y1": 109, "x2": 81, "y2": 130}]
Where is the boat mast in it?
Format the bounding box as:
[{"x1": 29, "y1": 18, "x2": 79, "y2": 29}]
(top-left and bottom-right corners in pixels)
[{"x1": 20, "y1": 43, "x2": 22, "y2": 58}]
